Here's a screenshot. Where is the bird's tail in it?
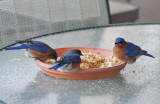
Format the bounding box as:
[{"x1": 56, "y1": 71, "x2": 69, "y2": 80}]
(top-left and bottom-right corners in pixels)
[
  {"x1": 144, "y1": 53, "x2": 155, "y2": 58},
  {"x1": 6, "y1": 44, "x2": 29, "y2": 50},
  {"x1": 6, "y1": 40, "x2": 33, "y2": 51},
  {"x1": 141, "y1": 50, "x2": 155, "y2": 58},
  {"x1": 49, "y1": 63, "x2": 64, "y2": 70}
]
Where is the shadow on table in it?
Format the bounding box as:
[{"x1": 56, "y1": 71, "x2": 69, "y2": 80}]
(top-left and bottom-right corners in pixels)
[
  {"x1": 19, "y1": 71, "x2": 148, "y2": 104},
  {"x1": 0, "y1": 100, "x2": 7, "y2": 104}
]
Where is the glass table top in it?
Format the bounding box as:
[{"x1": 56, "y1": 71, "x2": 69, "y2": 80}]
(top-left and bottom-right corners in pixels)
[{"x1": 0, "y1": 24, "x2": 160, "y2": 104}]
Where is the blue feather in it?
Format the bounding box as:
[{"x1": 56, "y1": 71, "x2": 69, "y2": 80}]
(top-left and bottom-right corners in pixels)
[
  {"x1": 51, "y1": 49, "x2": 57, "y2": 58},
  {"x1": 144, "y1": 53, "x2": 155, "y2": 58},
  {"x1": 115, "y1": 37, "x2": 125, "y2": 43},
  {"x1": 125, "y1": 42, "x2": 154, "y2": 58},
  {"x1": 63, "y1": 53, "x2": 81, "y2": 63},
  {"x1": 6, "y1": 44, "x2": 29, "y2": 50},
  {"x1": 26, "y1": 41, "x2": 48, "y2": 53},
  {"x1": 49, "y1": 53, "x2": 81, "y2": 70},
  {"x1": 6, "y1": 41, "x2": 49, "y2": 53},
  {"x1": 49, "y1": 63, "x2": 64, "y2": 70},
  {"x1": 125, "y1": 42, "x2": 142, "y2": 57}
]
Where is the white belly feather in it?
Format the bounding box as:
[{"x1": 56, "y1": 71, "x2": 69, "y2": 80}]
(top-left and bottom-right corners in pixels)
[{"x1": 57, "y1": 64, "x2": 72, "y2": 72}]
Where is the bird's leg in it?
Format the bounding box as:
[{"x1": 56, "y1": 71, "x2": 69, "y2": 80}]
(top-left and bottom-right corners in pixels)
[
  {"x1": 34, "y1": 57, "x2": 43, "y2": 61},
  {"x1": 28, "y1": 55, "x2": 43, "y2": 61}
]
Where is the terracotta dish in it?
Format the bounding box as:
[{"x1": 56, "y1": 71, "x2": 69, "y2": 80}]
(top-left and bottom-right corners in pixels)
[{"x1": 35, "y1": 47, "x2": 127, "y2": 80}]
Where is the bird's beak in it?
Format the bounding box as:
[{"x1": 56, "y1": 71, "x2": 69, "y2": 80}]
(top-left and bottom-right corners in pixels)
[
  {"x1": 115, "y1": 42, "x2": 118, "y2": 45},
  {"x1": 80, "y1": 53, "x2": 83, "y2": 56}
]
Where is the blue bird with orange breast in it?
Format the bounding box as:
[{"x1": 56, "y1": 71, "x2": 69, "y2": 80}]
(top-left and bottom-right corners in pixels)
[
  {"x1": 6, "y1": 40, "x2": 57, "y2": 63},
  {"x1": 49, "y1": 49, "x2": 83, "y2": 72},
  {"x1": 113, "y1": 37, "x2": 154, "y2": 63}
]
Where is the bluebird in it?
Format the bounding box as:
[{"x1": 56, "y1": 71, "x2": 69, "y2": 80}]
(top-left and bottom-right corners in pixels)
[
  {"x1": 113, "y1": 37, "x2": 154, "y2": 63},
  {"x1": 49, "y1": 49, "x2": 83, "y2": 72},
  {"x1": 6, "y1": 40, "x2": 57, "y2": 62}
]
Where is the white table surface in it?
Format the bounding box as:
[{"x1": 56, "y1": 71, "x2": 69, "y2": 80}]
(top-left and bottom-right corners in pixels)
[{"x1": 0, "y1": 24, "x2": 159, "y2": 104}]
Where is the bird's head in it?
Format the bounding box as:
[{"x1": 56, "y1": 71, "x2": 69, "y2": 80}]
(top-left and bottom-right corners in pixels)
[
  {"x1": 115, "y1": 37, "x2": 126, "y2": 47},
  {"x1": 67, "y1": 49, "x2": 83, "y2": 56}
]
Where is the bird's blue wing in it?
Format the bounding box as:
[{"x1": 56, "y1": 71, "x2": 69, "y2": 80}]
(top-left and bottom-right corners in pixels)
[
  {"x1": 58, "y1": 53, "x2": 81, "y2": 64},
  {"x1": 125, "y1": 42, "x2": 142, "y2": 57},
  {"x1": 6, "y1": 44, "x2": 29, "y2": 50},
  {"x1": 51, "y1": 49, "x2": 57, "y2": 59},
  {"x1": 49, "y1": 54, "x2": 81, "y2": 70},
  {"x1": 6, "y1": 41, "x2": 49, "y2": 53},
  {"x1": 69, "y1": 54, "x2": 81, "y2": 63},
  {"x1": 27, "y1": 41, "x2": 49, "y2": 53}
]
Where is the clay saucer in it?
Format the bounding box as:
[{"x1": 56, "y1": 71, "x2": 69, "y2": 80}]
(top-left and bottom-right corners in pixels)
[{"x1": 35, "y1": 47, "x2": 127, "y2": 80}]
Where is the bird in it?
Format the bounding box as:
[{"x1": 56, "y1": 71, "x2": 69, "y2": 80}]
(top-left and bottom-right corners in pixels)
[
  {"x1": 49, "y1": 49, "x2": 83, "y2": 72},
  {"x1": 6, "y1": 40, "x2": 57, "y2": 63},
  {"x1": 113, "y1": 37, "x2": 154, "y2": 63}
]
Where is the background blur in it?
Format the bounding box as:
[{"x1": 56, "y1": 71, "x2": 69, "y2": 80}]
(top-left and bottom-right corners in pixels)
[
  {"x1": 111, "y1": 0, "x2": 160, "y2": 23},
  {"x1": 0, "y1": 0, "x2": 160, "y2": 49}
]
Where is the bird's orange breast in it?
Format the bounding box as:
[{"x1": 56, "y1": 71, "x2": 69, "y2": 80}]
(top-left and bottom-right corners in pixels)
[
  {"x1": 28, "y1": 49, "x2": 53, "y2": 62},
  {"x1": 113, "y1": 44, "x2": 136, "y2": 63},
  {"x1": 72, "y1": 63, "x2": 81, "y2": 71}
]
